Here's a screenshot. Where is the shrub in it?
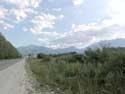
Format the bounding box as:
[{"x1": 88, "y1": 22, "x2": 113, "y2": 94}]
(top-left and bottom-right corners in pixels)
[{"x1": 28, "y1": 47, "x2": 125, "y2": 94}]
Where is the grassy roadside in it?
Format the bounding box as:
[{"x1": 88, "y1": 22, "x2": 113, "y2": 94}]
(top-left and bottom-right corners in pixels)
[
  {"x1": 27, "y1": 47, "x2": 125, "y2": 94},
  {"x1": 25, "y1": 59, "x2": 43, "y2": 94}
]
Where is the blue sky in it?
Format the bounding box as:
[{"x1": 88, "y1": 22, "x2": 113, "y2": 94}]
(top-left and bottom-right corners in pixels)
[{"x1": 0, "y1": 0, "x2": 125, "y2": 49}]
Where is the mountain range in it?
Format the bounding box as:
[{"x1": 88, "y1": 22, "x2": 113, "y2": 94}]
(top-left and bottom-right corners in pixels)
[
  {"x1": 18, "y1": 45, "x2": 82, "y2": 55},
  {"x1": 18, "y1": 38, "x2": 125, "y2": 55},
  {"x1": 90, "y1": 38, "x2": 125, "y2": 48}
]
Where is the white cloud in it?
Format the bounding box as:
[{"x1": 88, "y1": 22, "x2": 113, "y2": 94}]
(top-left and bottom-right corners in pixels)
[
  {"x1": 37, "y1": 31, "x2": 66, "y2": 49},
  {"x1": 105, "y1": 0, "x2": 125, "y2": 25},
  {"x1": 0, "y1": 20, "x2": 14, "y2": 30},
  {"x1": 47, "y1": 24, "x2": 125, "y2": 49},
  {"x1": 72, "y1": 0, "x2": 84, "y2": 7},
  {"x1": 30, "y1": 0, "x2": 42, "y2": 8},
  {"x1": 11, "y1": 9, "x2": 28, "y2": 21},
  {"x1": 0, "y1": 8, "x2": 8, "y2": 19},
  {"x1": 5, "y1": 0, "x2": 123, "y2": 49},
  {"x1": 52, "y1": 8, "x2": 62, "y2": 12},
  {"x1": 67, "y1": 0, "x2": 125, "y2": 48},
  {"x1": 8, "y1": 0, "x2": 29, "y2": 8},
  {"x1": 71, "y1": 22, "x2": 111, "y2": 32},
  {"x1": 37, "y1": 19, "x2": 125, "y2": 49},
  {"x1": 31, "y1": 13, "x2": 56, "y2": 34},
  {"x1": 0, "y1": 0, "x2": 43, "y2": 31},
  {"x1": 31, "y1": 13, "x2": 64, "y2": 34},
  {"x1": 1, "y1": 0, "x2": 125, "y2": 49},
  {"x1": 1, "y1": 0, "x2": 42, "y2": 22},
  {"x1": 58, "y1": 14, "x2": 64, "y2": 19},
  {"x1": 4, "y1": 0, "x2": 42, "y2": 8}
]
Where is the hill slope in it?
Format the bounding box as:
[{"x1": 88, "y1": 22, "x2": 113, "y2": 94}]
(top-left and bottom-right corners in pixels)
[{"x1": 0, "y1": 33, "x2": 21, "y2": 59}]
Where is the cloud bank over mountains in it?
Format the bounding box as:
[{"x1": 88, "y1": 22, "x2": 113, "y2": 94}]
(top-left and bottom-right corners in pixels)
[{"x1": 0, "y1": 0, "x2": 125, "y2": 48}]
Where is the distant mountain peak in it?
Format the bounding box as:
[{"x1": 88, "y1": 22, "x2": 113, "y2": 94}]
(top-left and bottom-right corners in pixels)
[
  {"x1": 88, "y1": 38, "x2": 125, "y2": 48},
  {"x1": 18, "y1": 38, "x2": 125, "y2": 55},
  {"x1": 18, "y1": 45, "x2": 82, "y2": 55}
]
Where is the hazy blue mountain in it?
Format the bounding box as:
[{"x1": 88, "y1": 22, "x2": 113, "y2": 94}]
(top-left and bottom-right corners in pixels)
[
  {"x1": 89, "y1": 38, "x2": 125, "y2": 48},
  {"x1": 18, "y1": 38, "x2": 125, "y2": 55},
  {"x1": 18, "y1": 45, "x2": 82, "y2": 55}
]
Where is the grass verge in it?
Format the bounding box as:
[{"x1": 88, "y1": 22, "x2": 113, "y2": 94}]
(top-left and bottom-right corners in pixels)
[{"x1": 27, "y1": 47, "x2": 125, "y2": 94}]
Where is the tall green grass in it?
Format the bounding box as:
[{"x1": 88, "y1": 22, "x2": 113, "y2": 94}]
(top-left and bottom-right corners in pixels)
[{"x1": 27, "y1": 47, "x2": 125, "y2": 94}]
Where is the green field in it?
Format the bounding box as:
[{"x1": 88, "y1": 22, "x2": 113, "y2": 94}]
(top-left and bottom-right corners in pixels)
[{"x1": 27, "y1": 47, "x2": 125, "y2": 94}]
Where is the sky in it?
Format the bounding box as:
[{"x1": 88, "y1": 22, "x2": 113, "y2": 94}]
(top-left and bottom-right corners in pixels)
[{"x1": 0, "y1": 0, "x2": 125, "y2": 49}]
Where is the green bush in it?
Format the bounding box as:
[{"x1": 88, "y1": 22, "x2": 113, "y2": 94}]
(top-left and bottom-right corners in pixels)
[{"x1": 28, "y1": 47, "x2": 125, "y2": 94}]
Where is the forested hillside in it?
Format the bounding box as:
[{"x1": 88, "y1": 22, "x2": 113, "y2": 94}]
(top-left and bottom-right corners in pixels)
[{"x1": 0, "y1": 33, "x2": 21, "y2": 59}]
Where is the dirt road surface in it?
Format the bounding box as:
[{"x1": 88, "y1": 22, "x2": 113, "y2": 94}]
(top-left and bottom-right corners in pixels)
[{"x1": 0, "y1": 59, "x2": 30, "y2": 94}]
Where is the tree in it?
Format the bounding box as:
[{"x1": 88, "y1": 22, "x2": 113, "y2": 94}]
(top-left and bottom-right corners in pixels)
[{"x1": 0, "y1": 33, "x2": 21, "y2": 59}]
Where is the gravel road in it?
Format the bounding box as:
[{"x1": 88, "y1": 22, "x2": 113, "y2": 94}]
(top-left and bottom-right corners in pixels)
[
  {"x1": 0, "y1": 59, "x2": 20, "y2": 71},
  {"x1": 0, "y1": 59, "x2": 30, "y2": 94}
]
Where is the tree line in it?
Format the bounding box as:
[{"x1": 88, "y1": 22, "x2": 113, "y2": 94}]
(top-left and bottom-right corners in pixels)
[{"x1": 0, "y1": 33, "x2": 21, "y2": 59}]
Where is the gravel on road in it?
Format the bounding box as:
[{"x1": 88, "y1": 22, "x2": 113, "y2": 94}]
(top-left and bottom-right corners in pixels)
[{"x1": 0, "y1": 59, "x2": 31, "y2": 94}]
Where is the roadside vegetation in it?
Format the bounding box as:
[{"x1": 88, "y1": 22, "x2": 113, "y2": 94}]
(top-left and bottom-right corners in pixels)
[
  {"x1": 0, "y1": 33, "x2": 21, "y2": 59},
  {"x1": 27, "y1": 47, "x2": 125, "y2": 94}
]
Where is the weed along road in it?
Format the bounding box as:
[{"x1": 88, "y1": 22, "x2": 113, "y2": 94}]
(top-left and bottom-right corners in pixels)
[{"x1": 0, "y1": 59, "x2": 28, "y2": 94}]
